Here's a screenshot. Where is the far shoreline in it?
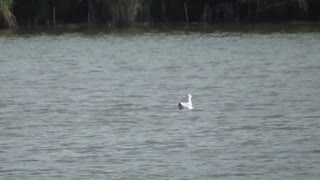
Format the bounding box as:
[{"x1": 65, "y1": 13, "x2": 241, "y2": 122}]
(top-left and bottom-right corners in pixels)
[{"x1": 2, "y1": 21, "x2": 320, "y2": 36}]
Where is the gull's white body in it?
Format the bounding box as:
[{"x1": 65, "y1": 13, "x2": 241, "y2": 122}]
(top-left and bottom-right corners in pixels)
[{"x1": 178, "y1": 94, "x2": 193, "y2": 110}]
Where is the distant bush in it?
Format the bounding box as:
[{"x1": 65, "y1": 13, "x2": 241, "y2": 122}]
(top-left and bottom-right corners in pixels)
[{"x1": 0, "y1": 0, "x2": 16, "y2": 28}]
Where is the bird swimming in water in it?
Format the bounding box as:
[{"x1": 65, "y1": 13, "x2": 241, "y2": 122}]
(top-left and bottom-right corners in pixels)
[{"x1": 178, "y1": 94, "x2": 193, "y2": 110}]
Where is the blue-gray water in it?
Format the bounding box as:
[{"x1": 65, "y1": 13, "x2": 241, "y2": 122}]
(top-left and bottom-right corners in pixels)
[{"x1": 1, "y1": 27, "x2": 320, "y2": 179}]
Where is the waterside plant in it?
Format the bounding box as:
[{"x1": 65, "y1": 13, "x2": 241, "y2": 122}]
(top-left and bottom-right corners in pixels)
[
  {"x1": 100, "y1": 0, "x2": 139, "y2": 26},
  {"x1": 0, "y1": 0, "x2": 16, "y2": 28},
  {"x1": 2, "y1": 0, "x2": 320, "y2": 29}
]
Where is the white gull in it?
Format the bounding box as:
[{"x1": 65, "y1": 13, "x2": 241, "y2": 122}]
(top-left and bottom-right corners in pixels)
[{"x1": 178, "y1": 94, "x2": 193, "y2": 110}]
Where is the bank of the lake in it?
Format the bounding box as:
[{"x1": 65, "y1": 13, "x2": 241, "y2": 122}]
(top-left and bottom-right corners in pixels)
[{"x1": 1, "y1": 0, "x2": 320, "y2": 28}]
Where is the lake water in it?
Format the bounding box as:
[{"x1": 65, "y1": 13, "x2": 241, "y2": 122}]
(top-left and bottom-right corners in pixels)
[{"x1": 1, "y1": 25, "x2": 320, "y2": 179}]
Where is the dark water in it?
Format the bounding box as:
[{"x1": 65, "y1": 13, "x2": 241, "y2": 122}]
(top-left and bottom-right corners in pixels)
[{"x1": 1, "y1": 26, "x2": 320, "y2": 179}]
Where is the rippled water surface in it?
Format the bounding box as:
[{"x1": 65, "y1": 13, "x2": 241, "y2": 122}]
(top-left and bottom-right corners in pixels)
[{"x1": 1, "y1": 26, "x2": 320, "y2": 179}]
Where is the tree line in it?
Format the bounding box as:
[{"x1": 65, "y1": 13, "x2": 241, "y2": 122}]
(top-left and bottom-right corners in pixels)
[{"x1": 1, "y1": 0, "x2": 320, "y2": 28}]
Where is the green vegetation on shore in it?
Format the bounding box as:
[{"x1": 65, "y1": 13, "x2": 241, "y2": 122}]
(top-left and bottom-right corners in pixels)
[
  {"x1": 1, "y1": 0, "x2": 320, "y2": 29},
  {"x1": 0, "y1": 0, "x2": 15, "y2": 28}
]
